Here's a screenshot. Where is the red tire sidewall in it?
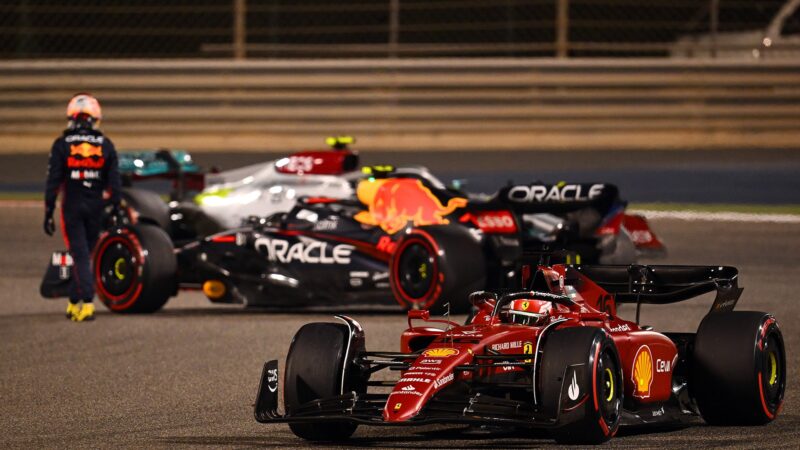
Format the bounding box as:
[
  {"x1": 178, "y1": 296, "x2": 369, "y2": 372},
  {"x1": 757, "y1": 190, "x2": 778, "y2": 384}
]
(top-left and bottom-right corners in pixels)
[
  {"x1": 389, "y1": 230, "x2": 443, "y2": 310},
  {"x1": 94, "y1": 228, "x2": 145, "y2": 311}
]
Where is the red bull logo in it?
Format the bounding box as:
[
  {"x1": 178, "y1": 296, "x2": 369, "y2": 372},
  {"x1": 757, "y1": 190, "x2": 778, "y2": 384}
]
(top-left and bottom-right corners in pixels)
[
  {"x1": 69, "y1": 143, "x2": 102, "y2": 158},
  {"x1": 355, "y1": 178, "x2": 467, "y2": 234}
]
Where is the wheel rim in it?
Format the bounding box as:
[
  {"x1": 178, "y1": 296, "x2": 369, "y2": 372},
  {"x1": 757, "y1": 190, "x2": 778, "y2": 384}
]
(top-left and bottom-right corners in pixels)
[
  {"x1": 99, "y1": 241, "x2": 137, "y2": 297},
  {"x1": 597, "y1": 350, "x2": 621, "y2": 424},
  {"x1": 761, "y1": 333, "x2": 785, "y2": 406},
  {"x1": 396, "y1": 242, "x2": 436, "y2": 304}
]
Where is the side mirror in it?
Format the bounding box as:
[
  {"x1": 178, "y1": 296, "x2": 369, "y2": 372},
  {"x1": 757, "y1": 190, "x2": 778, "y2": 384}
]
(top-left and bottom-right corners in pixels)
[
  {"x1": 407, "y1": 309, "x2": 430, "y2": 321},
  {"x1": 469, "y1": 291, "x2": 497, "y2": 307}
]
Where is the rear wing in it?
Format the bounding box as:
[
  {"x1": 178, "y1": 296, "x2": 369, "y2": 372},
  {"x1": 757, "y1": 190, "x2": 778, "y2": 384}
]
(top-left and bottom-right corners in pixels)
[{"x1": 567, "y1": 264, "x2": 742, "y2": 313}]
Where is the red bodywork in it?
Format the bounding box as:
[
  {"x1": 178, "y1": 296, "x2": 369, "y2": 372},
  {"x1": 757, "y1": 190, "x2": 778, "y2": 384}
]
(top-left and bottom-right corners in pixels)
[
  {"x1": 385, "y1": 264, "x2": 677, "y2": 423},
  {"x1": 274, "y1": 150, "x2": 358, "y2": 175}
]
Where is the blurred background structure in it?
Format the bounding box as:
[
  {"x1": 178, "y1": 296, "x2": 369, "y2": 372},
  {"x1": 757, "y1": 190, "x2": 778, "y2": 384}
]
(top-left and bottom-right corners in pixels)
[{"x1": 0, "y1": 0, "x2": 799, "y2": 151}]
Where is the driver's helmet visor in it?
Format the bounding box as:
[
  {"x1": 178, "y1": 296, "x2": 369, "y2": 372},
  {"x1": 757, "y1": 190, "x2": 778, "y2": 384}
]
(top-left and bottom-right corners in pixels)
[{"x1": 509, "y1": 309, "x2": 548, "y2": 326}]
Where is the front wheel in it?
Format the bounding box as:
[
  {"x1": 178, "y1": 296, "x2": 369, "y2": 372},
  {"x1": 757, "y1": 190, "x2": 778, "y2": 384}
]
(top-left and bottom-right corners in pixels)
[
  {"x1": 94, "y1": 224, "x2": 176, "y2": 313},
  {"x1": 540, "y1": 327, "x2": 623, "y2": 444},
  {"x1": 284, "y1": 322, "x2": 367, "y2": 441}
]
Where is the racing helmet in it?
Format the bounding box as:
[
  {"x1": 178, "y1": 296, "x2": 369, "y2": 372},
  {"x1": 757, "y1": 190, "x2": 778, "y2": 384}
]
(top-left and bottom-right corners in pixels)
[
  {"x1": 66, "y1": 93, "x2": 102, "y2": 129},
  {"x1": 508, "y1": 299, "x2": 552, "y2": 326}
]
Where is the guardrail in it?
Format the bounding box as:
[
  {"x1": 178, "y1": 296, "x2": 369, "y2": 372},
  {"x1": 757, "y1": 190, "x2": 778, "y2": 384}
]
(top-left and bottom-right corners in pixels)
[{"x1": 1, "y1": 59, "x2": 799, "y2": 152}]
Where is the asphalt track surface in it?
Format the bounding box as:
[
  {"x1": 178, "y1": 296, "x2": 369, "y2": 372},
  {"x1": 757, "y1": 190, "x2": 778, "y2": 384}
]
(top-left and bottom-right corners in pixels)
[
  {"x1": 2, "y1": 148, "x2": 800, "y2": 204},
  {"x1": 1, "y1": 206, "x2": 799, "y2": 449}
]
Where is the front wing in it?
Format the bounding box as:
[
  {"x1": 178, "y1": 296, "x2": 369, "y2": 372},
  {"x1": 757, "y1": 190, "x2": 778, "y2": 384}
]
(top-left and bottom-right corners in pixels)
[
  {"x1": 254, "y1": 360, "x2": 557, "y2": 428},
  {"x1": 255, "y1": 360, "x2": 695, "y2": 429}
]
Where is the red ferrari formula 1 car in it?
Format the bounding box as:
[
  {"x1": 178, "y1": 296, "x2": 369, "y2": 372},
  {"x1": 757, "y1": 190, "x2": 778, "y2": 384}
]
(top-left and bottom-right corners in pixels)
[{"x1": 254, "y1": 263, "x2": 785, "y2": 444}]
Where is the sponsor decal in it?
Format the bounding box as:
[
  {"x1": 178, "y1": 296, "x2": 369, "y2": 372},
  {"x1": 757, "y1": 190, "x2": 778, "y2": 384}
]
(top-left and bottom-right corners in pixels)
[
  {"x1": 376, "y1": 236, "x2": 398, "y2": 253},
  {"x1": 523, "y1": 341, "x2": 534, "y2": 363},
  {"x1": 254, "y1": 237, "x2": 354, "y2": 264},
  {"x1": 714, "y1": 298, "x2": 737, "y2": 311},
  {"x1": 507, "y1": 183, "x2": 604, "y2": 203},
  {"x1": 69, "y1": 142, "x2": 102, "y2": 158},
  {"x1": 461, "y1": 210, "x2": 517, "y2": 234},
  {"x1": 67, "y1": 156, "x2": 104, "y2": 169},
  {"x1": 419, "y1": 359, "x2": 443, "y2": 365},
  {"x1": 349, "y1": 278, "x2": 363, "y2": 287},
  {"x1": 274, "y1": 155, "x2": 316, "y2": 173},
  {"x1": 267, "y1": 368, "x2": 278, "y2": 393},
  {"x1": 433, "y1": 373, "x2": 454, "y2": 389},
  {"x1": 422, "y1": 348, "x2": 459, "y2": 358},
  {"x1": 313, "y1": 216, "x2": 339, "y2": 231},
  {"x1": 528, "y1": 184, "x2": 605, "y2": 203},
  {"x1": 393, "y1": 385, "x2": 423, "y2": 396},
  {"x1": 532, "y1": 291, "x2": 570, "y2": 301},
  {"x1": 394, "y1": 402, "x2": 402, "y2": 411},
  {"x1": 656, "y1": 358, "x2": 671, "y2": 373},
  {"x1": 609, "y1": 324, "x2": 631, "y2": 333},
  {"x1": 398, "y1": 377, "x2": 431, "y2": 383},
  {"x1": 403, "y1": 371, "x2": 439, "y2": 377},
  {"x1": 632, "y1": 345, "x2": 654, "y2": 399},
  {"x1": 354, "y1": 178, "x2": 467, "y2": 234},
  {"x1": 372, "y1": 272, "x2": 389, "y2": 281},
  {"x1": 491, "y1": 341, "x2": 522, "y2": 351},
  {"x1": 350, "y1": 271, "x2": 369, "y2": 277},
  {"x1": 70, "y1": 169, "x2": 100, "y2": 180},
  {"x1": 652, "y1": 406, "x2": 665, "y2": 417},
  {"x1": 51, "y1": 252, "x2": 74, "y2": 266},
  {"x1": 630, "y1": 230, "x2": 653, "y2": 244},
  {"x1": 567, "y1": 370, "x2": 580, "y2": 401},
  {"x1": 65, "y1": 134, "x2": 103, "y2": 144}
]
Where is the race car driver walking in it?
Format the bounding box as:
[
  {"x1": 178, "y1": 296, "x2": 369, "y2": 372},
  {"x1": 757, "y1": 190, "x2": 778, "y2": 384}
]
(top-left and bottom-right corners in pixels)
[{"x1": 44, "y1": 94, "x2": 121, "y2": 322}]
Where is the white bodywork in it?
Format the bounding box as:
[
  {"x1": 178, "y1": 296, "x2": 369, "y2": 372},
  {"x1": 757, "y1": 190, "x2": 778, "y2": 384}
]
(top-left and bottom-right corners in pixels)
[{"x1": 197, "y1": 160, "x2": 357, "y2": 229}]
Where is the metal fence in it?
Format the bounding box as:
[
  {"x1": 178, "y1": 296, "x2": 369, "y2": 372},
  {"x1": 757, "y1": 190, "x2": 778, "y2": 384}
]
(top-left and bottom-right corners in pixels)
[{"x1": 1, "y1": 0, "x2": 798, "y2": 59}]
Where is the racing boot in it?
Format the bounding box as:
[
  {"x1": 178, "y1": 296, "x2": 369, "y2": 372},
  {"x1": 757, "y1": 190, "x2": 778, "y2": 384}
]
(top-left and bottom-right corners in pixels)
[
  {"x1": 66, "y1": 302, "x2": 81, "y2": 320},
  {"x1": 72, "y1": 302, "x2": 95, "y2": 322}
]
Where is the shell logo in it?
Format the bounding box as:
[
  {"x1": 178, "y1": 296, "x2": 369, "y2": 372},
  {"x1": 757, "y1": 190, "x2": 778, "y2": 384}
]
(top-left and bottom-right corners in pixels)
[
  {"x1": 422, "y1": 348, "x2": 459, "y2": 358},
  {"x1": 632, "y1": 345, "x2": 654, "y2": 398}
]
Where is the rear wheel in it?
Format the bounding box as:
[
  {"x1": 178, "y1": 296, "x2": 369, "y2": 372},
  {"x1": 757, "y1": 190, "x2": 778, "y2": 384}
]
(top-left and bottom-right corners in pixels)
[
  {"x1": 389, "y1": 226, "x2": 485, "y2": 314},
  {"x1": 691, "y1": 311, "x2": 785, "y2": 425},
  {"x1": 285, "y1": 322, "x2": 367, "y2": 441},
  {"x1": 94, "y1": 224, "x2": 176, "y2": 313}
]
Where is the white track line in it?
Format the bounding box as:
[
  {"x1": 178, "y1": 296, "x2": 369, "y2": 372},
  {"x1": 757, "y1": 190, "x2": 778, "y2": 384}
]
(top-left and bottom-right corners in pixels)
[{"x1": 632, "y1": 209, "x2": 800, "y2": 224}]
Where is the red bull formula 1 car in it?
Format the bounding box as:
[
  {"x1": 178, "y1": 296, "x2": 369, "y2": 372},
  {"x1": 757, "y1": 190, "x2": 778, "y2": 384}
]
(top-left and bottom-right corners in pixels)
[
  {"x1": 253, "y1": 263, "x2": 785, "y2": 444},
  {"x1": 62, "y1": 163, "x2": 664, "y2": 314}
]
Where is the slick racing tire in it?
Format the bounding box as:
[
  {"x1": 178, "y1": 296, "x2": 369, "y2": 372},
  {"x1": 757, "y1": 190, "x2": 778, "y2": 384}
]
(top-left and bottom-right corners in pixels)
[
  {"x1": 284, "y1": 322, "x2": 367, "y2": 442},
  {"x1": 691, "y1": 311, "x2": 785, "y2": 425},
  {"x1": 121, "y1": 188, "x2": 171, "y2": 231},
  {"x1": 94, "y1": 224, "x2": 176, "y2": 313},
  {"x1": 541, "y1": 328, "x2": 623, "y2": 444},
  {"x1": 389, "y1": 226, "x2": 485, "y2": 314}
]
